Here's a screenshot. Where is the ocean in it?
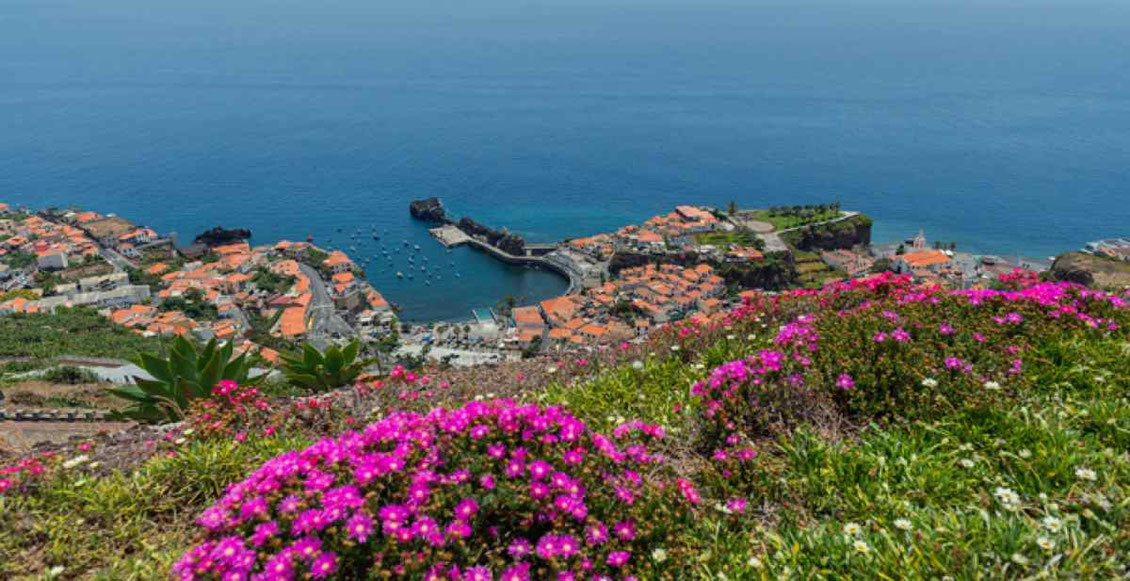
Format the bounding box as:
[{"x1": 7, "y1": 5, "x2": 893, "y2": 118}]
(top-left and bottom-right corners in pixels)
[{"x1": 2, "y1": 0, "x2": 1128, "y2": 321}]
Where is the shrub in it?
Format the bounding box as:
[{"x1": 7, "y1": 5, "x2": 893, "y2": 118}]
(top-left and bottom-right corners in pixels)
[
  {"x1": 175, "y1": 399, "x2": 697, "y2": 580},
  {"x1": 42, "y1": 365, "x2": 99, "y2": 385},
  {"x1": 110, "y1": 337, "x2": 266, "y2": 423},
  {"x1": 690, "y1": 276, "x2": 1128, "y2": 457},
  {"x1": 280, "y1": 341, "x2": 371, "y2": 393}
]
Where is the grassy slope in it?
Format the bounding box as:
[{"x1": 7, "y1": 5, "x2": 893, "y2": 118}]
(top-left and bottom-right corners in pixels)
[
  {"x1": 2, "y1": 298, "x2": 1128, "y2": 578},
  {"x1": 545, "y1": 334, "x2": 1130, "y2": 579}
]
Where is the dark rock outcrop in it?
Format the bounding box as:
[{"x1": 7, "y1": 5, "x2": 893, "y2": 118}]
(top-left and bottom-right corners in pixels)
[
  {"x1": 1046, "y1": 252, "x2": 1130, "y2": 289},
  {"x1": 609, "y1": 251, "x2": 798, "y2": 291},
  {"x1": 409, "y1": 198, "x2": 448, "y2": 223},
  {"x1": 781, "y1": 215, "x2": 872, "y2": 251},
  {"x1": 457, "y1": 218, "x2": 526, "y2": 256},
  {"x1": 193, "y1": 227, "x2": 252, "y2": 247}
]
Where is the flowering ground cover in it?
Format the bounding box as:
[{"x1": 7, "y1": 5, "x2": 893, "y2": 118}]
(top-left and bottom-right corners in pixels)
[{"x1": 1, "y1": 273, "x2": 1128, "y2": 579}]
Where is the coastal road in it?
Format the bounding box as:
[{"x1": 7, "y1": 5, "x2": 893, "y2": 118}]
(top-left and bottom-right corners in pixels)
[
  {"x1": 97, "y1": 246, "x2": 134, "y2": 272},
  {"x1": 298, "y1": 263, "x2": 355, "y2": 349}
]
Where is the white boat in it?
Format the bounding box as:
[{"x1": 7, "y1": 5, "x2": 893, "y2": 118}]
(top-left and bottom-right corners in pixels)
[{"x1": 396, "y1": 271, "x2": 404, "y2": 278}]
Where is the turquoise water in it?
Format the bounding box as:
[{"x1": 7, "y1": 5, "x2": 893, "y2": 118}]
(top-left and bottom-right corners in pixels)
[{"x1": 2, "y1": 0, "x2": 1129, "y2": 320}]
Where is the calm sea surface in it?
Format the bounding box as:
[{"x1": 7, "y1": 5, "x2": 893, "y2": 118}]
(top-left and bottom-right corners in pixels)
[{"x1": 2, "y1": 0, "x2": 1128, "y2": 320}]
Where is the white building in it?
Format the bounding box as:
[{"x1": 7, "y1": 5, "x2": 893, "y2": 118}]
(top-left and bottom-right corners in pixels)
[{"x1": 36, "y1": 251, "x2": 69, "y2": 271}]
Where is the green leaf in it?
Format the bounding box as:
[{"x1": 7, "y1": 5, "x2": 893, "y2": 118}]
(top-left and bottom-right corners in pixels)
[
  {"x1": 172, "y1": 335, "x2": 196, "y2": 364},
  {"x1": 170, "y1": 348, "x2": 198, "y2": 384},
  {"x1": 108, "y1": 385, "x2": 152, "y2": 403},
  {"x1": 138, "y1": 353, "x2": 174, "y2": 383},
  {"x1": 286, "y1": 372, "x2": 321, "y2": 388},
  {"x1": 198, "y1": 339, "x2": 218, "y2": 371},
  {"x1": 325, "y1": 347, "x2": 345, "y2": 375},
  {"x1": 302, "y1": 343, "x2": 324, "y2": 368},
  {"x1": 198, "y1": 351, "x2": 224, "y2": 396},
  {"x1": 342, "y1": 340, "x2": 360, "y2": 366},
  {"x1": 223, "y1": 352, "x2": 248, "y2": 380},
  {"x1": 218, "y1": 340, "x2": 234, "y2": 365}
]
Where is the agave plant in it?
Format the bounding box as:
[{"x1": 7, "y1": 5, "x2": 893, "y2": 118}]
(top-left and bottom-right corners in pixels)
[
  {"x1": 109, "y1": 336, "x2": 266, "y2": 423},
  {"x1": 280, "y1": 340, "x2": 372, "y2": 392}
]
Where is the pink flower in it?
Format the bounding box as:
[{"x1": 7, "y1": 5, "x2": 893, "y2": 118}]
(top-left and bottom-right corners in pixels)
[
  {"x1": 310, "y1": 551, "x2": 338, "y2": 579},
  {"x1": 454, "y1": 497, "x2": 479, "y2": 520},
  {"x1": 346, "y1": 513, "x2": 373, "y2": 543},
  {"x1": 606, "y1": 551, "x2": 631, "y2": 567},
  {"x1": 836, "y1": 373, "x2": 855, "y2": 391}
]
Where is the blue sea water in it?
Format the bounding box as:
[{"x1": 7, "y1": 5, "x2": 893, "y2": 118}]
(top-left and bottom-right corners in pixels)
[{"x1": 2, "y1": 0, "x2": 1129, "y2": 321}]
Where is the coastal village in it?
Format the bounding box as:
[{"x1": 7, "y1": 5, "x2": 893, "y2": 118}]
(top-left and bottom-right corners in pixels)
[
  {"x1": 0, "y1": 204, "x2": 397, "y2": 368},
  {"x1": 0, "y1": 199, "x2": 1120, "y2": 369}
]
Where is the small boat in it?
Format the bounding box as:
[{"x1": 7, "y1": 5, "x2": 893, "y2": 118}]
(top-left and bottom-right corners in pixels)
[
  {"x1": 306, "y1": 233, "x2": 314, "y2": 243},
  {"x1": 403, "y1": 240, "x2": 409, "y2": 246},
  {"x1": 425, "y1": 280, "x2": 431, "y2": 286},
  {"x1": 455, "y1": 273, "x2": 461, "y2": 278},
  {"x1": 396, "y1": 271, "x2": 404, "y2": 278},
  {"x1": 420, "y1": 266, "x2": 426, "y2": 272},
  {"x1": 414, "y1": 244, "x2": 421, "y2": 250}
]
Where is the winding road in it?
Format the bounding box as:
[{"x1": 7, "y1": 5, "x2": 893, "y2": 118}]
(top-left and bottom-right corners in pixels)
[{"x1": 297, "y1": 263, "x2": 355, "y2": 349}]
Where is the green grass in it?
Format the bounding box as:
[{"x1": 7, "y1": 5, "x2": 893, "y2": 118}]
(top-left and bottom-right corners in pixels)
[
  {"x1": 0, "y1": 435, "x2": 309, "y2": 579},
  {"x1": 750, "y1": 209, "x2": 842, "y2": 231},
  {"x1": 693, "y1": 230, "x2": 757, "y2": 248}
]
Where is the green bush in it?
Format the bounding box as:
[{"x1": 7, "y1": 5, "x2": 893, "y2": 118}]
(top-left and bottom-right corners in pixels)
[
  {"x1": 42, "y1": 365, "x2": 99, "y2": 385},
  {"x1": 109, "y1": 336, "x2": 265, "y2": 423},
  {"x1": 280, "y1": 340, "x2": 371, "y2": 392}
]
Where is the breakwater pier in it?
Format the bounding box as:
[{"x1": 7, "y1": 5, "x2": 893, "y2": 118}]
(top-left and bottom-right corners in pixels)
[{"x1": 429, "y1": 225, "x2": 582, "y2": 293}]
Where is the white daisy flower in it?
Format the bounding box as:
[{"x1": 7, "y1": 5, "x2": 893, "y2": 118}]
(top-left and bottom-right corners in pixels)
[
  {"x1": 852, "y1": 540, "x2": 870, "y2": 554},
  {"x1": 1042, "y1": 516, "x2": 1063, "y2": 533},
  {"x1": 1074, "y1": 467, "x2": 1097, "y2": 481},
  {"x1": 894, "y1": 518, "x2": 912, "y2": 531},
  {"x1": 843, "y1": 522, "x2": 862, "y2": 536}
]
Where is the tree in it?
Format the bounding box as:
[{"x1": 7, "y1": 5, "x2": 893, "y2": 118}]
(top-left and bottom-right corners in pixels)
[
  {"x1": 872, "y1": 257, "x2": 893, "y2": 273},
  {"x1": 896, "y1": 244, "x2": 906, "y2": 256},
  {"x1": 728, "y1": 200, "x2": 738, "y2": 215},
  {"x1": 496, "y1": 294, "x2": 526, "y2": 317},
  {"x1": 280, "y1": 340, "x2": 372, "y2": 392},
  {"x1": 109, "y1": 337, "x2": 265, "y2": 423}
]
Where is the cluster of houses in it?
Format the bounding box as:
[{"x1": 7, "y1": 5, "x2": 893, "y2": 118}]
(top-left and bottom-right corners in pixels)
[
  {"x1": 65, "y1": 210, "x2": 162, "y2": 261},
  {"x1": 504, "y1": 262, "x2": 727, "y2": 350},
  {"x1": 868, "y1": 230, "x2": 1051, "y2": 286},
  {"x1": 103, "y1": 240, "x2": 396, "y2": 358},
  {"x1": 272, "y1": 241, "x2": 398, "y2": 339},
  {"x1": 0, "y1": 212, "x2": 99, "y2": 273},
  {"x1": 564, "y1": 205, "x2": 760, "y2": 262},
  {"x1": 0, "y1": 202, "x2": 399, "y2": 361}
]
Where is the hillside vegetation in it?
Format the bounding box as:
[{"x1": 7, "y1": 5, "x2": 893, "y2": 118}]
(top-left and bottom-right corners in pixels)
[
  {"x1": 0, "y1": 307, "x2": 160, "y2": 360},
  {"x1": 1, "y1": 274, "x2": 1128, "y2": 579}
]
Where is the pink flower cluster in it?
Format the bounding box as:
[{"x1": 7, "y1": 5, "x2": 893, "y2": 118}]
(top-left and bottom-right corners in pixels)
[{"x1": 175, "y1": 399, "x2": 684, "y2": 580}]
